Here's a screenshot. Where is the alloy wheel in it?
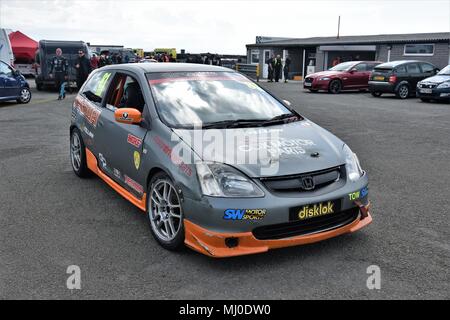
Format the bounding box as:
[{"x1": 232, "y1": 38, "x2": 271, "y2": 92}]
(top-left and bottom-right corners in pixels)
[
  {"x1": 149, "y1": 180, "x2": 182, "y2": 242},
  {"x1": 70, "y1": 132, "x2": 82, "y2": 171}
]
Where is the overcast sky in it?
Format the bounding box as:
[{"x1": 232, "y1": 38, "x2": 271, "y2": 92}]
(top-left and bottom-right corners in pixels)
[{"x1": 1, "y1": 0, "x2": 449, "y2": 54}]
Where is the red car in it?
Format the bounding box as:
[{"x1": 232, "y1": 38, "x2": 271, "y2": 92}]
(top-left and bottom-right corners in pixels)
[{"x1": 304, "y1": 61, "x2": 382, "y2": 93}]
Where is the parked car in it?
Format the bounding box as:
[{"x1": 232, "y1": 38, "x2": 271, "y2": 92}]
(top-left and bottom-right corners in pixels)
[
  {"x1": 369, "y1": 60, "x2": 439, "y2": 99},
  {"x1": 69, "y1": 63, "x2": 371, "y2": 257},
  {"x1": 0, "y1": 60, "x2": 31, "y2": 104},
  {"x1": 303, "y1": 61, "x2": 382, "y2": 93},
  {"x1": 416, "y1": 65, "x2": 450, "y2": 102},
  {"x1": 35, "y1": 40, "x2": 90, "y2": 91}
]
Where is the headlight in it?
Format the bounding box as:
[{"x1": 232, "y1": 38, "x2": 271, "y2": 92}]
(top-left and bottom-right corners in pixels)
[
  {"x1": 437, "y1": 82, "x2": 450, "y2": 89},
  {"x1": 342, "y1": 144, "x2": 364, "y2": 182},
  {"x1": 196, "y1": 163, "x2": 265, "y2": 197},
  {"x1": 319, "y1": 77, "x2": 331, "y2": 81}
]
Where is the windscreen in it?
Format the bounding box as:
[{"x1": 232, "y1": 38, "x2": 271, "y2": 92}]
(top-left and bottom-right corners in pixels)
[
  {"x1": 147, "y1": 71, "x2": 294, "y2": 128},
  {"x1": 329, "y1": 61, "x2": 356, "y2": 71},
  {"x1": 438, "y1": 65, "x2": 450, "y2": 75}
]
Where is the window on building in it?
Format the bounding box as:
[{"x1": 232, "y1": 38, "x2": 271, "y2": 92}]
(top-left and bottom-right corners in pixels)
[
  {"x1": 251, "y1": 50, "x2": 260, "y2": 64},
  {"x1": 404, "y1": 44, "x2": 434, "y2": 56}
]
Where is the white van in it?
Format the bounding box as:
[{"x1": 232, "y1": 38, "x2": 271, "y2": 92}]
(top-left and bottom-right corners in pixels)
[{"x1": 0, "y1": 28, "x2": 14, "y2": 66}]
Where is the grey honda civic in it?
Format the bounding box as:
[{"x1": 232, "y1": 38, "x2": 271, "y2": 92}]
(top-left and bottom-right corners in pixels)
[{"x1": 70, "y1": 63, "x2": 372, "y2": 257}]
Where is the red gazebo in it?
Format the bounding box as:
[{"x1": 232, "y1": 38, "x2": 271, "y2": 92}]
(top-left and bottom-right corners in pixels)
[{"x1": 8, "y1": 31, "x2": 38, "y2": 63}]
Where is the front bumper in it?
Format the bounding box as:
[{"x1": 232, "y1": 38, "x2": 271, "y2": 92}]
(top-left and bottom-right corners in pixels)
[
  {"x1": 303, "y1": 78, "x2": 330, "y2": 90},
  {"x1": 184, "y1": 202, "x2": 372, "y2": 257},
  {"x1": 416, "y1": 87, "x2": 450, "y2": 100}
]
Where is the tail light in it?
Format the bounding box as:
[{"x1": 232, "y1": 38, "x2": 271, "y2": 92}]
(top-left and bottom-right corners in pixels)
[{"x1": 388, "y1": 75, "x2": 397, "y2": 84}]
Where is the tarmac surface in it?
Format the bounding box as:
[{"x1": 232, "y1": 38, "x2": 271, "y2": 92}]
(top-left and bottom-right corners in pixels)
[{"x1": 0, "y1": 79, "x2": 449, "y2": 299}]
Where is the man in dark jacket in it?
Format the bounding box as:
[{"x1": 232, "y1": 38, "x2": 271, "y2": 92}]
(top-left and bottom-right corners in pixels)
[
  {"x1": 49, "y1": 48, "x2": 69, "y2": 100},
  {"x1": 267, "y1": 54, "x2": 275, "y2": 82},
  {"x1": 75, "y1": 49, "x2": 91, "y2": 90},
  {"x1": 274, "y1": 55, "x2": 283, "y2": 82},
  {"x1": 284, "y1": 55, "x2": 291, "y2": 83}
]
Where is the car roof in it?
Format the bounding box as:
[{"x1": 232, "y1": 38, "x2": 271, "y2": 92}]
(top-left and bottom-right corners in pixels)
[
  {"x1": 375, "y1": 60, "x2": 425, "y2": 68},
  {"x1": 99, "y1": 62, "x2": 233, "y2": 73}
]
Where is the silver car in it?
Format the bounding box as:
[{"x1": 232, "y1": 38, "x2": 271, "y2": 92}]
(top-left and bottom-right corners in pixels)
[{"x1": 70, "y1": 63, "x2": 372, "y2": 257}]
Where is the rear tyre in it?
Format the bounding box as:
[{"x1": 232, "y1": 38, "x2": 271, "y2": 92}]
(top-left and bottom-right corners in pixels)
[
  {"x1": 371, "y1": 91, "x2": 382, "y2": 97},
  {"x1": 328, "y1": 79, "x2": 342, "y2": 94},
  {"x1": 16, "y1": 88, "x2": 31, "y2": 104},
  {"x1": 70, "y1": 128, "x2": 90, "y2": 178},
  {"x1": 396, "y1": 84, "x2": 409, "y2": 99},
  {"x1": 147, "y1": 172, "x2": 185, "y2": 251}
]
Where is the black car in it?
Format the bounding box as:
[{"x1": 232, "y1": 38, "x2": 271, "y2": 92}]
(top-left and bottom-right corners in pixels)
[
  {"x1": 416, "y1": 65, "x2": 450, "y2": 102},
  {"x1": 0, "y1": 60, "x2": 31, "y2": 104},
  {"x1": 368, "y1": 60, "x2": 439, "y2": 99}
]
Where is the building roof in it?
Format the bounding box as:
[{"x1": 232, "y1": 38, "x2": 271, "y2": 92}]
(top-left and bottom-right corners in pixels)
[{"x1": 247, "y1": 32, "x2": 450, "y2": 47}]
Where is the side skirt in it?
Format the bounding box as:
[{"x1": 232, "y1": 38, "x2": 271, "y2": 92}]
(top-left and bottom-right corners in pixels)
[{"x1": 85, "y1": 148, "x2": 147, "y2": 212}]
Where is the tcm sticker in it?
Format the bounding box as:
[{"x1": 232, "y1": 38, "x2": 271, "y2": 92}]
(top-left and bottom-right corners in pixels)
[
  {"x1": 134, "y1": 151, "x2": 141, "y2": 170},
  {"x1": 348, "y1": 187, "x2": 369, "y2": 201},
  {"x1": 223, "y1": 209, "x2": 267, "y2": 220}
]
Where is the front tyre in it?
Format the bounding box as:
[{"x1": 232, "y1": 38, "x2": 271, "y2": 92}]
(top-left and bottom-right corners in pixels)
[
  {"x1": 328, "y1": 79, "x2": 342, "y2": 94},
  {"x1": 70, "y1": 128, "x2": 90, "y2": 178},
  {"x1": 148, "y1": 172, "x2": 185, "y2": 251},
  {"x1": 17, "y1": 88, "x2": 31, "y2": 103}
]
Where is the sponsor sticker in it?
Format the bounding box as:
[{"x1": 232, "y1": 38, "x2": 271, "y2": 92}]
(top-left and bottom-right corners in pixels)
[
  {"x1": 153, "y1": 135, "x2": 192, "y2": 177},
  {"x1": 223, "y1": 209, "x2": 267, "y2": 221},
  {"x1": 348, "y1": 186, "x2": 369, "y2": 201},
  {"x1": 297, "y1": 201, "x2": 334, "y2": 221},
  {"x1": 127, "y1": 134, "x2": 142, "y2": 148},
  {"x1": 74, "y1": 96, "x2": 102, "y2": 127},
  {"x1": 124, "y1": 175, "x2": 143, "y2": 194},
  {"x1": 94, "y1": 72, "x2": 112, "y2": 97},
  {"x1": 113, "y1": 168, "x2": 121, "y2": 179},
  {"x1": 98, "y1": 153, "x2": 107, "y2": 168},
  {"x1": 134, "y1": 151, "x2": 141, "y2": 170}
]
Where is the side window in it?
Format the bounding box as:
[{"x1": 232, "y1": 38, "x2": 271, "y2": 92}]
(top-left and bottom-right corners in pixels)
[
  {"x1": 104, "y1": 73, "x2": 145, "y2": 113},
  {"x1": 366, "y1": 63, "x2": 378, "y2": 71},
  {"x1": 353, "y1": 63, "x2": 367, "y2": 71},
  {"x1": 406, "y1": 63, "x2": 420, "y2": 74},
  {"x1": 395, "y1": 65, "x2": 406, "y2": 74},
  {"x1": 0, "y1": 62, "x2": 13, "y2": 76},
  {"x1": 82, "y1": 71, "x2": 112, "y2": 105},
  {"x1": 420, "y1": 63, "x2": 435, "y2": 74}
]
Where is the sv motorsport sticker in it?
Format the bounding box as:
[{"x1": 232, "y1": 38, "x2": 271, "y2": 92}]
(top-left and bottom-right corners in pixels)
[{"x1": 223, "y1": 209, "x2": 267, "y2": 221}]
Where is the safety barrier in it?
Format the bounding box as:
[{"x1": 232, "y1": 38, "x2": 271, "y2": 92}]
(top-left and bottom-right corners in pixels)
[{"x1": 235, "y1": 63, "x2": 260, "y2": 82}]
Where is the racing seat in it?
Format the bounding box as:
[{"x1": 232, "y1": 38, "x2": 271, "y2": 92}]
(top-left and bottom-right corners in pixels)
[{"x1": 119, "y1": 82, "x2": 145, "y2": 112}]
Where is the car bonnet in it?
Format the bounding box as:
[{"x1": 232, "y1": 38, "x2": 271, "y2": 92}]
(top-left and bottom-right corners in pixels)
[{"x1": 172, "y1": 120, "x2": 346, "y2": 178}]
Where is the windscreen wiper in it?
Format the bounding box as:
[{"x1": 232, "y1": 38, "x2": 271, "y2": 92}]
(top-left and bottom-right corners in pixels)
[{"x1": 201, "y1": 119, "x2": 267, "y2": 129}]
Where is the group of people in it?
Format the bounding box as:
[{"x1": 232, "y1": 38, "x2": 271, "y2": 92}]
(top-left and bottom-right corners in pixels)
[
  {"x1": 267, "y1": 54, "x2": 291, "y2": 83},
  {"x1": 48, "y1": 48, "x2": 91, "y2": 100}
]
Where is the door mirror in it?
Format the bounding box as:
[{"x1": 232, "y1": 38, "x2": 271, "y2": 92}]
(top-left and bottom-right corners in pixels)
[
  {"x1": 282, "y1": 99, "x2": 292, "y2": 106},
  {"x1": 349, "y1": 69, "x2": 356, "y2": 74},
  {"x1": 114, "y1": 108, "x2": 142, "y2": 124}
]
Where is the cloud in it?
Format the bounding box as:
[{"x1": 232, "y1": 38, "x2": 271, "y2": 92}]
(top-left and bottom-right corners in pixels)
[{"x1": 1, "y1": 0, "x2": 449, "y2": 54}]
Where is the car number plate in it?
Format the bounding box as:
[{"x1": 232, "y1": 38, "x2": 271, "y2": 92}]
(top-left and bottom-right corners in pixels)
[
  {"x1": 373, "y1": 76, "x2": 384, "y2": 81},
  {"x1": 289, "y1": 199, "x2": 341, "y2": 222},
  {"x1": 420, "y1": 88, "x2": 432, "y2": 94},
  {"x1": 304, "y1": 82, "x2": 312, "y2": 87}
]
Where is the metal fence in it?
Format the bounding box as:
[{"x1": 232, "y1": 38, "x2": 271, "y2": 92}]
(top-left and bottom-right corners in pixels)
[{"x1": 235, "y1": 63, "x2": 260, "y2": 82}]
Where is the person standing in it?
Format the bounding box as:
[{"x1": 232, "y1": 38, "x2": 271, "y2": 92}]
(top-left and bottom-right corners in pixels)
[
  {"x1": 267, "y1": 54, "x2": 274, "y2": 82},
  {"x1": 75, "y1": 49, "x2": 91, "y2": 90},
  {"x1": 283, "y1": 55, "x2": 291, "y2": 83},
  {"x1": 90, "y1": 53, "x2": 99, "y2": 69},
  {"x1": 49, "y1": 48, "x2": 68, "y2": 100},
  {"x1": 274, "y1": 54, "x2": 282, "y2": 82}
]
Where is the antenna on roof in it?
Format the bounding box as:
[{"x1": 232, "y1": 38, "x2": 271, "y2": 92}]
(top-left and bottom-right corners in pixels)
[{"x1": 337, "y1": 15, "x2": 341, "y2": 39}]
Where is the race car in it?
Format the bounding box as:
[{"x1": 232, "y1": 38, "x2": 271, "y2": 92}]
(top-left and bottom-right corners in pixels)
[{"x1": 70, "y1": 63, "x2": 372, "y2": 258}]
